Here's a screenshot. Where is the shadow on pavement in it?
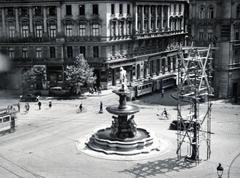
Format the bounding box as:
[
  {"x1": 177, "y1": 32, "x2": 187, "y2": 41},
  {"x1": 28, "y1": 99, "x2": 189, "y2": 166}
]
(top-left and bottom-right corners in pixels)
[{"x1": 120, "y1": 157, "x2": 196, "y2": 178}]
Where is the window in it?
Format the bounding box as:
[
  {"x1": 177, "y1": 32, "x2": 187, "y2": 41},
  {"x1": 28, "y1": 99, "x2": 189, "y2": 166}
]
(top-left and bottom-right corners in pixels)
[
  {"x1": 92, "y1": 24, "x2": 100, "y2": 36},
  {"x1": 8, "y1": 48, "x2": 14, "y2": 58},
  {"x1": 126, "y1": 21, "x2": 131, "y2": 35},
  {"x1": 199, "y1": 5, "x2": 205, "y2": 19},
  {"x1": 208, "y1": 6, "x2": 214, "y2": 19},
  {"x1": 35, "y1": 25, "x2": 43, "y2": 38},
  {"x1": 199, "y1": 31, "x2": 204, "y2": 41},
  {"x1": 79, "y1": 5, "x2": 85, "y2": 15},
  {"x1": 50, "y1": 47, "x2": 56, "y2": 58},
  {"x1": 21, "y1": 25, "x2": 29, "y2": 38},
  {"x1": 119, "y1": 21, "x2": 124, "y2": 36},
  {"x1": 7, "y1": 8, "x2": 14, "y2": 17},
  {"x1": 65, "y1": 25, "x2": 73, "y2": 37},
  {"x1": 179, "y1": 4, "x2": 182, "y2": 14},
  {"x1": 49, "y1": 24, "x2": 56, "y2": 38},
  {"x1": 93, "y1": 4, "x2": 98, "y2": 15},
  {"x1": 66, "y1": 5, "x2": 72, "y2": 16},
  {"x1": 67, "y1": 46, "x2": 73, "y2": 58},
  {"x1": 111, "y1": 21, "x2": 116, "y2": 37},
  {"x1": 119, "y1": 4, "x2": 123, "y2": 15},
  {"x1": 21, "y1": 7, "x2": 28, "y2": 17},
  {"x1": 79, "y1": 24, "x2": 86, "y2": 36},
  {"x1": 151, "y1": 6, "x2": 155, "y2": 16},
  {"x1": 34, "y1": 6, "x2": 42, "y2": 16},
  {"x1": 80, "y1": 46, "x2": 86, "y2": 57},
  {"x1": 236, "y1": 31, "x2": 239, "y2": 40},
  {"x1": 9, "y1": 26, "x2": 15, "y2": 38},
  {"x1": 120, "y1": 44, "x2": 123, "y2": 55},
  {"x1": 237, "y1": 4, "x2": 240, "y2": 18},
  {"x1": 173, "y1": 4, "x2": 176, "y2": 15},
  {"x1": 112, "y1": 45, "x2": 115, "y2": 56},
  {"x1": 208, "y1": 32, "x2": 213, "y2": 41},
  {"x1": 22, "y1": 48, "x2": 28, "y2": 58},
  {"x1": 93, "y1": 46, "x2": 99, "y2": 58},
  {"x1": 127, "y1": 4, "x2": 130, "y2": 15},
  {"x1": 36, "y1": 48, "x2": 42, "y2": 58},
  {"x1": 49, "y1": 6, "x2": 56, "y2": 16},
  {"x1": 144, "y1": 6, "x2": 148, "y2": 18},
  {"x1": 111, "y1": 4, "x2": 115, "y2": 15}
]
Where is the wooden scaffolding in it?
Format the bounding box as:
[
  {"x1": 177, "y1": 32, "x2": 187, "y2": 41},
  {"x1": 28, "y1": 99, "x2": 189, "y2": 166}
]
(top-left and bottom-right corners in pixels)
[{"x1": 176, "y1": 44, "x2": 213, "y2": 162}]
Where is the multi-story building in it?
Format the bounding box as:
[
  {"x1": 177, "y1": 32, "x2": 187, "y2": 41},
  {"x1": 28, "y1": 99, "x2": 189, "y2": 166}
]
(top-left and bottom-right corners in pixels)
[
  {"x1": 189, "y1": 0, "x2": 240, "y2": 100},
  {"x1": 0, "y1": 0, "x2": 188, "y2": 93}
]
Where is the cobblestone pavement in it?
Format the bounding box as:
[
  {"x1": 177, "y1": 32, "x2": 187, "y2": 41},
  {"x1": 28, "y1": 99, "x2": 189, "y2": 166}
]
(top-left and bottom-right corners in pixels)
[{"x1": 0, "y1": 89, "x2": 239, "y2": 178}]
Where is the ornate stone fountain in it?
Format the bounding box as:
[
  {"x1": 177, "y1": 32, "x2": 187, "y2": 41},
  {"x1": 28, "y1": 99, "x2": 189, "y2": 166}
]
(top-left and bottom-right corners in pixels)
[{"x1": 86, "y1": 68, "x2": 158, "y2": 155}]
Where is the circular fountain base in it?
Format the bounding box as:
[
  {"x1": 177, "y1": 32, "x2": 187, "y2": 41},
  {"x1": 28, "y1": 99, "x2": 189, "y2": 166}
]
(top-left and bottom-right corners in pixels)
[{"x1": 86, "y1": 127, "x2": 158, "y2": 155}]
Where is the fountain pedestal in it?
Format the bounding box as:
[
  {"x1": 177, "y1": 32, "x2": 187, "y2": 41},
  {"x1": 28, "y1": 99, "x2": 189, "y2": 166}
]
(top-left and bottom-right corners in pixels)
[{"x1": 86, "y1": 85, "x2": 157, "y2": 155}]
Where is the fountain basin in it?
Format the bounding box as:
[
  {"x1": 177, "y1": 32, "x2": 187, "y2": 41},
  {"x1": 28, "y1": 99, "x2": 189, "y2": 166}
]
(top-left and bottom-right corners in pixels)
[
  {"x1": 86, "y1": 127, "x2": 156, "y2": 155},
  {"x1": 106, "y1": 105, "x2": 139, "y2": 115}
]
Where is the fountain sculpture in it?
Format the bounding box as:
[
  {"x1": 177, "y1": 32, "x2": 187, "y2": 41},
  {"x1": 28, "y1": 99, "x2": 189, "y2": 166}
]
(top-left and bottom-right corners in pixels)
[{"x1": 86, "y1": 67, "x2": 157, "y2": 155}]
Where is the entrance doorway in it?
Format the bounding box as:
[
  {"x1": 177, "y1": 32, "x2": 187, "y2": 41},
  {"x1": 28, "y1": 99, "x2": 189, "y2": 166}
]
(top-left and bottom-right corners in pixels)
[{"x1": 233, "y1": 82, "x2": 238, "y2": 103}]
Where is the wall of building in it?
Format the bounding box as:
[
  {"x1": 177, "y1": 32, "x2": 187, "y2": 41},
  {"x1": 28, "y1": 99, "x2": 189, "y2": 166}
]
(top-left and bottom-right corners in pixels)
[
  {"x1": 189, "y1": 0, "x2": 240, "y2": 99},
  {"x1": 0, "y1": 0, "x2": 189, "y2": 91}
]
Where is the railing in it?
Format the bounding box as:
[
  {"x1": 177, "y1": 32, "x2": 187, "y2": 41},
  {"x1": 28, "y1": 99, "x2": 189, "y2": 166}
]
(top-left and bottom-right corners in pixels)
[{"x1": 12, "y1": 57, "x2": 64, "y2": 65}]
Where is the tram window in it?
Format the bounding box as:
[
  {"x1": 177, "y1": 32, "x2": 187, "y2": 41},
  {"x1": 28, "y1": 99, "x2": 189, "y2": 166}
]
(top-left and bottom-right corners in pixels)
[
  {"x1": 3, "y1": 117, "x2": 10, "y2": 122},
  {"x1": 0, "y1": 118, "x2": 2, "y2": 123}
]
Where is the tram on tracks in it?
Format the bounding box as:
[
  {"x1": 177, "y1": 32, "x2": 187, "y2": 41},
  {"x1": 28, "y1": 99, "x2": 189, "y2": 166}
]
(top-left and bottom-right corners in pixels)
[
  {"x1": 129, "y1": 74, "x2": 177, "y2": 99},
  {"x1": 0, "y1": 106, "x2": 17, "y2": 134}
]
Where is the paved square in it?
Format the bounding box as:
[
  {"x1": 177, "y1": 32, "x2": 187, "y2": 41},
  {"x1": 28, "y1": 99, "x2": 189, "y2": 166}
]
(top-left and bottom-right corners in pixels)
[{"x1": 0, "y1": 90, "x2": 240, "y2": 178}]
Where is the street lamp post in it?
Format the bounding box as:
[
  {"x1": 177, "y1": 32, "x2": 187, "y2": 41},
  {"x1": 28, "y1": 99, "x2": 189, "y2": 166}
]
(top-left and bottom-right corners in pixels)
[{"x1": 217, "y1": 163, "x2": 224, "y2": 178}]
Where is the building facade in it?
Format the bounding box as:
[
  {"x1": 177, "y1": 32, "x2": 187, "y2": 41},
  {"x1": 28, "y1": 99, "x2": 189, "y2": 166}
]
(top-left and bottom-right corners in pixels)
[
  {"x1": 0, "y1": 0, "x2": 188, "y2": 92},
  {"x1": 189, "y1": 0, "x2": 240, "y2": 99}
]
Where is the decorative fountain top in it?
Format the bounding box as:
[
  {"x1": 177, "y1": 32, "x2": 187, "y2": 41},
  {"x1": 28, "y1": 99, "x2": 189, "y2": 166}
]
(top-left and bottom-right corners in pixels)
[{"x1": 107, "y1": 67, "x2": 139, "y2": 115}]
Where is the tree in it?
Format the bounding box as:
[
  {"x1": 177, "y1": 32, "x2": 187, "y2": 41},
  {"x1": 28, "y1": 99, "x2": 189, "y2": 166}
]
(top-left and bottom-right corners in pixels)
[
  {"x1": 22, "y1": 66, "x2": 46, "y2": 93},
  {"x1": 64, "y1": 54, "x2": 96, "y2": 94}
]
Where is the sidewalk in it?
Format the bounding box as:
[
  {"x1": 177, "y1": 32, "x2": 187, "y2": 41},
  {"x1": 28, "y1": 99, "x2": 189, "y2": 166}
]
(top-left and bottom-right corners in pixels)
[{"x1": 83, "y1": 89, "x2": 114, "y2": 97}]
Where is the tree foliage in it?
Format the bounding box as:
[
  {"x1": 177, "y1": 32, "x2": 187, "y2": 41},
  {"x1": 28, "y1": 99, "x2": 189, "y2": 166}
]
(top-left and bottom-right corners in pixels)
[
  {"x1": 64, "y1": 54, "x2": 96, "y2": 87},
  {"x1": 22, "y1": 66, "x2": 46, "y2": 92}
]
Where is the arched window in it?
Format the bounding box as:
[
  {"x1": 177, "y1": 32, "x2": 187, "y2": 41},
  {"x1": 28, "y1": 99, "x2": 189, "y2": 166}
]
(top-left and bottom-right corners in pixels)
[
  {"x1": 92, "y1": 24, "x2": 100, "y2": 36},
  {"x1": 237, "y1": 4, "x2": 240, "y2": 18},
  {"x1": 208, "y1": 5, "x2": 214, "y2": 19},
  {"x1": 199, "y1": 5, "x2": 205, "y2": 19},
  {"x1": 48, "y1": 22, "x2": 56, "y2": 38}
]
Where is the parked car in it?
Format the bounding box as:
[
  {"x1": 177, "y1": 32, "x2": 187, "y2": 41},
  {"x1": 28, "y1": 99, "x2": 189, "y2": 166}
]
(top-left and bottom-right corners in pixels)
[
  {"x1": 169, "y1": 119, "x2": 200, "y2": 131},
  {"x1": 49, "y1": 87, "x2": 70, "y2": 97},
  {"x1": 20, "y1": 94, "x2": 38, "y2": 102}
]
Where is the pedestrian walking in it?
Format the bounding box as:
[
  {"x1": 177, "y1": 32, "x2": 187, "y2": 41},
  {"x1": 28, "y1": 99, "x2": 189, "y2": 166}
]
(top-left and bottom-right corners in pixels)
[
  {"x1": 49, "y1": 100, "x2": 52, "y2": 108},
  {"x1": 161, "y1": 88, "x2": 165, "y2": 98},
  {"x1": 99, "y1": 101, "x2": 103, "y2": 113},
  {"x1": 162, "y1": 108, "x2": 169, "y2": 119},
  {"x1": 25, "y1": 103, "x2": 30, "y2": 113},
  {"x1": 17, "y1": 102, "x2": 20, "y2": 112},
  {"x1": 79, "y1": 103, "x2": 83, "y2": 112},
  {"x1": 38, "y1": 101, "x2": 42, "y2": 110}
]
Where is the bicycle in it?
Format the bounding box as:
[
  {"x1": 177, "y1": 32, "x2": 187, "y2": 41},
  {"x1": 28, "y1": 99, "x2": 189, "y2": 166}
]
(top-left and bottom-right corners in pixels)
[{"x1": 156, "y1": 109, "x2": 170, "y2": 120}]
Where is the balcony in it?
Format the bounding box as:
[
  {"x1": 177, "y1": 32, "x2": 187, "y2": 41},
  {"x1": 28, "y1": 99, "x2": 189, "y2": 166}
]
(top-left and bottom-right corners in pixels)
[
  {"x1": 12, "y1": 57, "x2": 64, "y2": 66},
  {"x1": 135, "y1": 29, "x2": 185, "y2": 39}
]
